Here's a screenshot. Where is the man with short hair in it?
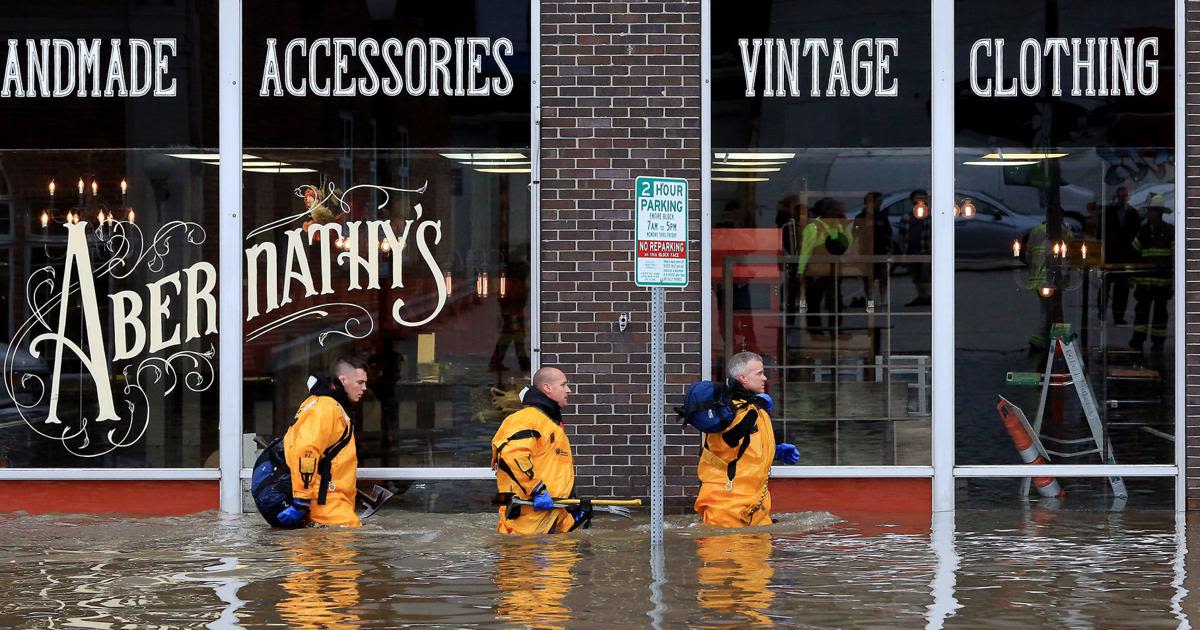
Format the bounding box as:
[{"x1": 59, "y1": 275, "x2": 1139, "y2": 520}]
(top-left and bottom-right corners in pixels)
[
  {"x1": 280, "y1": 356, "x2": 368, "y2": 528},
  {"x1": 491, "y1": 367, "x2": 589, "y2": 534},
  {"x1": 695, "y1": 352, "x2": 800, "y2": 527}
]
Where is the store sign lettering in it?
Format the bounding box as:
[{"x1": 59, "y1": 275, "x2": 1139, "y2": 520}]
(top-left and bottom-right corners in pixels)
[
  {"x1": 738, "y1": 37, "x2": 899, "y2": 98},
  {"x1": 5, "y1": 182, "x2": 441, "y2": 457},
  {"x1": 970, "y1": 37, "x2": 1159, "y2": 97},
  {"x1": 0, "y1": 38, "x2": 177, "y2": 98},
  {"x1": 258, "y1": 37, "x2": 515, "y2": 97}
]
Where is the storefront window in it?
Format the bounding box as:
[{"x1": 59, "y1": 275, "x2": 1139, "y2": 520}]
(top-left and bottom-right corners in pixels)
[
  {"x1": 0, "y1": 5, "x2": 220, "y2": 467},
  {"x1": 240, "y1": 1, "x2": 532, "y2": 468},
  {"x1": 710, "y1": 2, "x2": 933, "y2": 465},
  {"x1": 954, "y1": 0, "x2": 1175, "y2": 489}
]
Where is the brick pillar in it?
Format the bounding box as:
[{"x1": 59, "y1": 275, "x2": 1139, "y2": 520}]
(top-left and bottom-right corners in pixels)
[{"x1": 539, "y1": 0, "x2": 702, "y2": 504}]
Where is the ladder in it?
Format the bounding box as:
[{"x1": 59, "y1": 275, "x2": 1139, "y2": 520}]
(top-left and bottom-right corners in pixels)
[{"x1": 1010, "y1": 323, "x2": 1127, "y2": 499}]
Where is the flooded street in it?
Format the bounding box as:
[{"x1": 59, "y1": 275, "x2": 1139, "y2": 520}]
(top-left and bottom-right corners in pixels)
[{"x1": 0, "y1": 506, "x2": 1193, "y2": 628}]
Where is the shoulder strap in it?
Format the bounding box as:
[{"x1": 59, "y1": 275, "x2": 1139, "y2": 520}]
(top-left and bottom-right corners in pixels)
[{"x1": 315, "y1": 409, "x2": 353, "y2": 506}]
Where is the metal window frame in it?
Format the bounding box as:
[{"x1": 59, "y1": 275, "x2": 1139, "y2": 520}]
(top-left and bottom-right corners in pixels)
[{"x1": 700, "y1": 0, "x2": 1185, "y2": 512}]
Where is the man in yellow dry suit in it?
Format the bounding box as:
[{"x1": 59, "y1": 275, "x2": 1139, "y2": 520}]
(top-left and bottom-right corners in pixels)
[
  {"x1": 695, "y1": 351, "x2": 800, "y2": 528},
  {"x1": 491, "y1": 366, "x2": 590, "y2": 534},
  {"x1": 280, "y1": 356, "x2": 368, "y2": 528}
]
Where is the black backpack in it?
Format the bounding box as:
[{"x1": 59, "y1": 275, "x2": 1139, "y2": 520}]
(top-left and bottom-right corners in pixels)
[{"x1": 250, "y1": 417, "x2": 353, "y2": 528}]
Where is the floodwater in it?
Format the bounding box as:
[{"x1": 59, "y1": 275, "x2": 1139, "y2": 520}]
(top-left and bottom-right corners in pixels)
[{"x1": 0, "y1": 506, "x2": 1193, "y2": 628}]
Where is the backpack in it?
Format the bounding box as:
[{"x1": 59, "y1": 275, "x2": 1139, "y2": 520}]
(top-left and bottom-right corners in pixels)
[
  {"x1": 250, "y1": 412, "x2": 353, "y2": 528},
  {"x1": 675, "y1": 380, "x2": 743, "y2": 433},
  {"x1": 250, "y1": 437, "x2": 300, "y2": 528}
]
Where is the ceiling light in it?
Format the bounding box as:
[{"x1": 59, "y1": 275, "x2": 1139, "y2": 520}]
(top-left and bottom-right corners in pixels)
[
  {"x1": 713, "y1": 161, "x2": 787, "y2": 167},
  {"x1": 713, "y1": 176, "x2": 769, "y2": 182},
  {"x1": 713, "y1": 167, "x2": 781, "y2": 173},
  {"x1": 202, "y1": 161, "x2": 292, "y2": 167},
  {"x1": 245, "y1": 167, "x2": 318, "y2": 173},
  {"x1": 981, "y1": 152, "x2": 1067, "y2": 160},
  {"x1": 714, "y1": 152, "x2": 796, "y2": 161},
  {"x1": 167, "y1": 153, "x2": 260, "y2": 160},
  {"x1": 963, "y1": 160, "x2": 1038, "y2": 166},
  {"x1": 475, "y1": 168, "x2": 531, "y2": 173},
  {"x1": 464, "y1": 160, "x2": 532, "y2": 166},
  {"x1": 441, "y1": 152, "x2": 526, "y2": 160}
]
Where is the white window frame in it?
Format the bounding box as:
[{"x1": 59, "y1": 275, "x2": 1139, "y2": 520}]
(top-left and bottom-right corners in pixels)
[{"x1": 699, "y1": 0, "x2": 1185, "y2": 512}]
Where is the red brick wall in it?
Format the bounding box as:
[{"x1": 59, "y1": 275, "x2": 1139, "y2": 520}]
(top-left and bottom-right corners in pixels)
[{"x1": 539, "y1": 0, "x2": 702, "y2": 502}]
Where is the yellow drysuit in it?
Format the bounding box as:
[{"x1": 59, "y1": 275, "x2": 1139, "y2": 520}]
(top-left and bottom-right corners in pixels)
[
  {"x1": 285, "y1": 391, "x2": 360, "y2": 528},
  {"x1": 491, "y1": 389, "x2": 579, "y2": 534},
  {"x1": 695, "y1": 396, "x2": 776, "y2": 528}
]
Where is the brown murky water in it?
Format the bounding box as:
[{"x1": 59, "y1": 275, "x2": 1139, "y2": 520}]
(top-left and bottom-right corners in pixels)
[{"x1": 0, "y1": 508, "x2": 1192, "y2": 628}]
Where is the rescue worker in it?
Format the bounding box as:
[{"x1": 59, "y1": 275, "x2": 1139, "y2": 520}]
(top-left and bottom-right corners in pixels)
[
  {"x1": 695, "y1": 352, "x2": 800, "y2": 528},
  {"x1": 279, "y1": 356, "x2": 368, "y2": 528},
  {"x1": 491, "y1": 367, "x2": 589, "y2": 534},
  {"x1": 1129, "y1": 196, "x2": 1173, "y2": 350}
]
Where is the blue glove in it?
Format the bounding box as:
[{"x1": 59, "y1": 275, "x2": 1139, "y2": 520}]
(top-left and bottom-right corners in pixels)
[
  {"x1": 532, "y1": 490, "x2": 555, "y2": 511},
  {"x1": 756, "y1": 393, "x2": 773, "y2": 411},
  {"x1": 276, "y1": 499, "x2": 309, "y2": 527},
  {"x1": 775, "y1": 443, "x2": 800, "y2": 465}
]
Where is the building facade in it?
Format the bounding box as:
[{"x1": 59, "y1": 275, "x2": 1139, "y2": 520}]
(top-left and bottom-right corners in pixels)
[{"x1": 0, "y1": 0, "x2": 1191, "y2": 514}]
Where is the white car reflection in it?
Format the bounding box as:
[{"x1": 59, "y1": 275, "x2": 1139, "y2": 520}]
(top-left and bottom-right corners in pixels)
[{"x1": 848, "y1": 189, "x2": 1083, "y2": 260}]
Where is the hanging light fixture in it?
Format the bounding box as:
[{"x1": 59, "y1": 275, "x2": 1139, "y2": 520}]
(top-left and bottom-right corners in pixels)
[
  {"x1": 960, "y1": 198, "x2": 976, "y2": 218},
  {"x1": 1012, "y1": 239, "x2": 1021, "y2": 258},
  {"x1": 1039, "y1": 285, "x2": 1055, "y2": 299},
  {"x1": 912, "y1": 198, "x2": 928, "y2": 219}
]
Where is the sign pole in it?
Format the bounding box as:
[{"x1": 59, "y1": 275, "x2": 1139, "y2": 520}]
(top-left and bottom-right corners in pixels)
[
  {"x1": 650, "y1": 286, "x2": 665, "y2": 546},
  {"x1": 633, "y1": 175, "x2": 687, "y2": 548}
]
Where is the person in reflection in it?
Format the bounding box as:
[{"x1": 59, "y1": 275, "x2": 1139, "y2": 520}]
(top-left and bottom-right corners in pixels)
[
  {"x1": 491, "y1": 367, "x2": 590, "y2": 534},
  {"x1": 851, "y1": 191, "x2": 892, "y2": 307},
  {"x1": 696, "y1": 533, "x2": 775, "y2": 625},
  {"x1": 780, "y1": 195, "x2": 805, "y2": 322},
  {"x1": 277, "y1": 530, "x2": 362, "y2": 627},
  {"x1": 280, "y1": 356, "x2": 368, "y2": 528},
  {"x1": 897, "y1": 189, "x2": 931, "y2": 307},
  {"x1": 489, "y1": 257, "x2": 532, "y2": 374},
  {"x1": 1101, "y1": 186, "x2": 1142, "y2": 325},
  {"x1": 494, "y1": 536, "x2": 581, "y2": 628},
  {"x1": 695, "y1": 352, "x2": 800, "y2": 528},
  {"x1": 796, "y1": 198, "x2": 853, "y2": 337},
  {"x1": 1128, "y1": 196, "x2": 1173, "y2": 351}
]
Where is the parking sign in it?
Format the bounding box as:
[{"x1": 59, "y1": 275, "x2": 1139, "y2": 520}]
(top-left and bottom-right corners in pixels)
[{"x1": 634, "y1": 176, "x2": 688, "y2": 287}]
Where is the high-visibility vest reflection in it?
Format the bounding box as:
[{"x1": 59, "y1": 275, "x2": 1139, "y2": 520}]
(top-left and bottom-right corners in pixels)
[
  {"x1": 696, "y1": 533, "x2": 775, "y2": 626},
  {"x1": 277, "y1": 530, "x2": 362, "y2": 629},
  {"x1": 493, "y1": 537, "x2": 581, "y2": 628}
]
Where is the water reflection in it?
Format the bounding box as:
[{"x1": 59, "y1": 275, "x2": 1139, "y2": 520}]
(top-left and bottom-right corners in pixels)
[
  {"x1": 276, "y1": 530, "x2": 362, "y2": 629},
  {"x1": 492, "y1": 536, "x2": 581, "y2": 629},
  {"x1": 0, "y1": 511, "x2": 1191, "y2": 627},
  {"x1": 925, "y1": 511, "x2": 960, "y2": 629},
  {"x1": 695, "y1": 533, "x2": 776, "y2": 626}
]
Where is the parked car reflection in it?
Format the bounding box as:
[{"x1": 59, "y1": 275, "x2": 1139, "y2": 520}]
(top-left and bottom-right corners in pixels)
[{"x1": 848, "y1": 189, "x2": 1083, "y2": 260}]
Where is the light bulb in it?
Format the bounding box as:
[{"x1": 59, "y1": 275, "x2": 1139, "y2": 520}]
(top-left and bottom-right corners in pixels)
[
  {"x1": 961, "y1": 199, "x2": 975, "y2": 218},
  {"x1": 48, "y1": 180, "x2": 55, "y2": 196},
  {"x1": 912, "y1": 200, "x2": 928, "y2": 219},
  {"x1": 1039, "y1": 285, "x2": 1055, "y2": 299},
  {"x1": 40, "y1": 210, "x2": 49, "y2": 228},
  {"x1": 444, "y1": 271, "x2": 453, "y2": 293},
  {"x1": 1012, "y1": 240, "x2": 1021, "y2": 258}
]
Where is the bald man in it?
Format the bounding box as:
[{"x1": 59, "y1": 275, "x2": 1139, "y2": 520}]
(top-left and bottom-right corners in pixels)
[{"x1": 490, "y1": 367, "x2": 590, "y2": 534}]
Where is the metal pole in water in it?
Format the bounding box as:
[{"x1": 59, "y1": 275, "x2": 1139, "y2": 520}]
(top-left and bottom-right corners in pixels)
[{"x1": 650, "y1": 286, "x2": 666, "y2": 546}]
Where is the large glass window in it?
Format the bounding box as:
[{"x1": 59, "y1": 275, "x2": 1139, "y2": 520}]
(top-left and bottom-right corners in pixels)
[
  {"x1": 710, "y1": 2, "x2": 933, "y2": 466},
  {"x1": 954, "y1": 0, "x2": 1175, "y2": 500},
  {"x1": 0, "y1": 5, "x2": 220, "y2": 467},
  {"x1": 240, "y1": 1, "x2": 532, "y2": 468}
]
